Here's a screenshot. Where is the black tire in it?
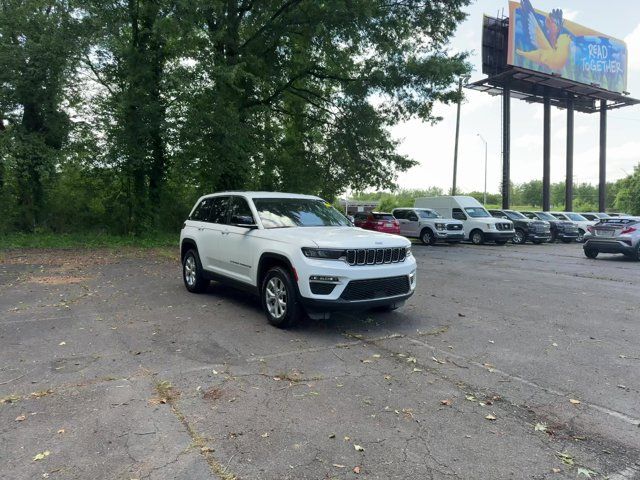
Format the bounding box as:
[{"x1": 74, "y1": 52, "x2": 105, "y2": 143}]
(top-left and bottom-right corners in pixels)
[
  {"x1": 182, "y1": 249, "x2": 208, "y2": 293},
  {"x1": 495, "y1": 240, "x2": 508, "y2": 245},
  {"x1": 561, "y1": 238, "x2": 573, "y2": 244},
  {"x1": 420, "y1": 228, "x2": 437, "y2": 246},
  {"x1": 470, "y1": 230, "x2": 484, "y2": 245},
  {"x1": 584, "y1": 248, "x2": 599, "y2": 259},
  {"x1": 577, "y1": 229, "x2": 586, "y2": 243},
  {"x1": 512, "y1": 228, "x2": 526, "y2": 245},
  {"x1": 261, "y1": 266, "x2": 302, "y2": 328},
  {"x1": 549, "y1": 230, "x2": 557, "y2": 243}
]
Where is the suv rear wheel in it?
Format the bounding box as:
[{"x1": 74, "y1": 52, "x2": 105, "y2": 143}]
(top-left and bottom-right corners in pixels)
[
  {"x1": 261, "y1": 267, "x2": 302, "y2": 328},
  {"x1": 584, "y1": 248, "x2": 599, "y2": 259},
  {"x1": 183, "y1": 249, "x2": 208, "y2": 293}
]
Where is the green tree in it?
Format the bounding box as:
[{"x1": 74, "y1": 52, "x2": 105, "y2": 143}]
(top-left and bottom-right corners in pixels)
[
  {"x1": 614, "y1": 165, "x2": 640, "y2": 215},
  {"x1": 0, "y1": 0, "x2": 84, "y2": 230}
]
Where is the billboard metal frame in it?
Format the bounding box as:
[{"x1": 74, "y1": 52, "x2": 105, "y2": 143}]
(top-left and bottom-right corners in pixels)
[{"x1": 469, "y1": 11, "x2": 640, "y2": 212}]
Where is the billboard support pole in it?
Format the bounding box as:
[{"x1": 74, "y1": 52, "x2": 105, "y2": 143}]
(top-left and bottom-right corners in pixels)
[
  {"x1": 565, "y1": 96, "x2": 574, "y2": 212},
  {"x1": 502, "y1": 86, "x2": 511, "y2": 209},
  {"x1": 599, "y1": 100, "x2": 607, "y2": 212},
  {"x1": 543, "y1": 96, "x2": 551, "y2": 212}
]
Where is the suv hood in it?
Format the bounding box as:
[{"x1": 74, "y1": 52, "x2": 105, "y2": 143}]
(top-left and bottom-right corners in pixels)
[{"x1": 259, "y1": 226, "x2": 409, "y2": 249}]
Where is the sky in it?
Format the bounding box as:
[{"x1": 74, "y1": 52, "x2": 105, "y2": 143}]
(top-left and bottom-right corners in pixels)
[{"x1": 392, "y1": 0, "x2": 640, "y2": 195}]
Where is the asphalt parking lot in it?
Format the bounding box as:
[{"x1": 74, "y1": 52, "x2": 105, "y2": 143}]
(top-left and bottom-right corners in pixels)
[{"x1": 1, "y1": 242, "x2": 639, "y2": 480}]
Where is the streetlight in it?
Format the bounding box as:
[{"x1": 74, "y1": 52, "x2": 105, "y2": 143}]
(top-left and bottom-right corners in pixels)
[{"x1": 477, "y1": 133, "x2": 488, "y2": 205}]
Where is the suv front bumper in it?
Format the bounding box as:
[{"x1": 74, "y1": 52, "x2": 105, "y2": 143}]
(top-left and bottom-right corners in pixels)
[
  {"x1": 436, "y1": 231, "x2": 465, "y2": 242},
  {"x1": 297, "y1": 256, "x2": 417, "y2": 311}
]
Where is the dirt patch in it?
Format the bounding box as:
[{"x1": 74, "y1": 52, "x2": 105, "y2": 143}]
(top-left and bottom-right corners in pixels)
[
  {"x1": 202, "y1": 388, "x2": 224, "y2": 401},
  {"x1": 27, "y1": 275, "x2": 90, "y2": 285}
]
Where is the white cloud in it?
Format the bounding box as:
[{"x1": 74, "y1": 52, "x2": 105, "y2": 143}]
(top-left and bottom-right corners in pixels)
[
  {"x1": 625, "y1": 23, "x2": 640, "y2": 71},
  {"x1": 563, "y1": 9, "x2": 579, "y2": 22}
]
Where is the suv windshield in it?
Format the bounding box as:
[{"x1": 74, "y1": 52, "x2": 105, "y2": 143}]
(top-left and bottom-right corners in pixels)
[
  {"x1": 417, "y1": 209, "x2": 441, "y2": 219},
  {"x1": 253, "y1": 198, "x2": 351, "y2": 229},
  {"x1": 505, "y1": 211, "x2": 527, "y2": 220},
  {"x1": 567, "y1": 213, "x2": 587, "y2": 221},
  {"x1": 465, "y1": 207, "x2": 491, "y2": 218},
  {"x1": 534, "y1": 212, "x2": 556, "y2": 221}
]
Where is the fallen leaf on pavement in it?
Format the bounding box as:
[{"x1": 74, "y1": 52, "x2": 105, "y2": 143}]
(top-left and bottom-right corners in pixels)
[
  {"x1": 329, "y1": 433, "x2": 335, "y2": 439},
  {"x1": 465, "y1": 395, "x2": 476, "y2": 402},
  {"x1": 0, "y1": 394, "x2": 21, "y2": 404},
  {"x1": 384, "y1": 375, "x2": 391, "y2": 380},
  {"x1": 577, "y1": 467, "x2": 596, "y2": 478},
  {"x1": 57, "y1": 428, "x2": 65, "y2": 434},
  {"x1": 33, "y1": 451, "x2": 51, "y2": 461},
  {"x1": 412, "y1": 368, "x2": 423, "y2": 372},
  {"x1": 569, "y1": 399, "x2": 581, "y2": 405},
  {"x1": 58, "y1": 341, "x2": 66, "y2": 346},
  {"x1": 354, "y1": 444, "x2": 365, "y2": 452},
  {"x1": 440, "y1": 399, "x2": 452, "y2": 406},
  {"x1": 556, "y1": 452, "x2": 574, "y2": 466},
  {"x1": 372, "y1": 354, "x2": 381, "y2": 358},
  {"x1": 407, "y1": 356, "x2": 417, "y2": 363},
  {"x1": 485, "y1": 414, "x2": 497, "y2": 421},
  {"x1": 200, "y1": 446, "x2": 214, "y2": 452},
  {"x1": 261, "y1": 432, "x2": 269, "y2": 438},
  {"x1": 353, "y1": 466, "x2": 361, "y2": 474},
  {"x1": 552, "y1": 467, "x2": 561, "y2": 473},
  {"x1": 333, "y1": 464, "x2": 346, "y2": 468},
  {"x1": 534, "y1": 423, "x2": 547, "y2": 432},
  {"x1": 31, "y1": 390, "x2": 54, "y2": 399},
  {"x1": 361, "y1": 359, "x2": 373, "y2": 364},
  {"x1": 431, "y1": 356, "x2": 445, "y2": 364},
  {"x1": 15, "y1": 415, "x2": 26, "y2": 422}
]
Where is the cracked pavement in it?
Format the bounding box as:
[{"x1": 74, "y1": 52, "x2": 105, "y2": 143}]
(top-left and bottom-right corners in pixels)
[{"x1": 0, "y1": 243, "x2": 639, "y2": 479}]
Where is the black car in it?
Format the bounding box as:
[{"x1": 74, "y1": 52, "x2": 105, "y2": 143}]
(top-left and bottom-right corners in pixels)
[
  {"x1": 520, "y1": 211, "x2": 579, "y2": 243},
  {"x1": 489, "y1": 209, "x2": 551, "y2": 244}
]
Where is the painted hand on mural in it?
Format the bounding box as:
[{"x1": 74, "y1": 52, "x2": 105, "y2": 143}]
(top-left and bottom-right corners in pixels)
[{"x1": 515, "y1": 0, "x2": 571, "y2": 72}]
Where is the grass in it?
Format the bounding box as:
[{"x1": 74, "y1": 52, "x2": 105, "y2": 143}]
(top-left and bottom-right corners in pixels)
[{"x1": 0, "y1": 232, "x2": 178, "y2": 250}]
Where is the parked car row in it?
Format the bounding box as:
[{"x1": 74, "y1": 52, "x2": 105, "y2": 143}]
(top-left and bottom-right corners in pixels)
[{"x1": 352, "y1": 195, "x2": 615, "y2": 247}]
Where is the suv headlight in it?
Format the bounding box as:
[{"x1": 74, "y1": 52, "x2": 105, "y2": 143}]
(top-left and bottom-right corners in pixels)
[
  {"x1": 406, "y1": 246, "x2": 412, "y2": 258},
  {"x1": 435, "y1": 223, "x2": 446, "y2": 231},
  {"x1": 301, "y1": 247, "x2": 345, "y2": 260},
  {"x1": 487, "y1": 223, "x2": 496, "y2": 230}
]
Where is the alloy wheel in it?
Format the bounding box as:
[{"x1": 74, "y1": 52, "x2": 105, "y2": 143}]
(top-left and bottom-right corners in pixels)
[
  {"x1": 265, "y1": 277, "x2": 287, "y2": 319},
  {"x1": 184, "y1": 255, "x2": 196, "y2": 287}
]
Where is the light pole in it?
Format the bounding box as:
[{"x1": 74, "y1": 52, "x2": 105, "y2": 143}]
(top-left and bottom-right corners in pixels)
[{"x1": 477, "y1": 134, "x2": 488, "y2": 205}]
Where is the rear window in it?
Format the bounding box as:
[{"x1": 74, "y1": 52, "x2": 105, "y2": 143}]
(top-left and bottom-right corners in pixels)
[{"x1": 372, "y1": 213, "x2": 395, "y2": 221}]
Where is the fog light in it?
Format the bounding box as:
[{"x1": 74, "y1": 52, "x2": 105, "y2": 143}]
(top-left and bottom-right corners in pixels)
[
  {"x1": 310, "y1": 275, "x2": 340, "y2": 283},
  {"x1": 409, "y1": 271, "x2": 416, "y2": 286}
]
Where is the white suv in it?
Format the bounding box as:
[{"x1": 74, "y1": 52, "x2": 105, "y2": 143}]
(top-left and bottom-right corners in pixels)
[{"x1": 180, "y1": 192, "x2": 417, "y2": 327}]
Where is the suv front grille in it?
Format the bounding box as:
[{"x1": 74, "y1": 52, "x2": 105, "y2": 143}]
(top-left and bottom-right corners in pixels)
[
  {"x1": 496, "y1": 223, "x2": 512, "y2": 231},
  {"x1": 346, "y1": 248, "x2": 406, "y2": 266},
  {"x1": 447, "y1": 224, "x2": 463, "y2": 231},
  {"x1": 340, "y1": 275, "x2": 411, "y2": 301}
]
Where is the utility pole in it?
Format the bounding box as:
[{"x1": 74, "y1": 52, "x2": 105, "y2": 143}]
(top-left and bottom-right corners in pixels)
[
  {"x1": 477, "y1": 134, "x2": 488, "y2": 205},
  {"x1": 452, "y1": 77, "x2": 464, "y2": 195}
]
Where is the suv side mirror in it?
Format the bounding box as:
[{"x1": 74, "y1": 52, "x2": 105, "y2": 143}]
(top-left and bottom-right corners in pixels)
[{"x1": 231, "y1": 215, "x2": 258, "y2": 229}]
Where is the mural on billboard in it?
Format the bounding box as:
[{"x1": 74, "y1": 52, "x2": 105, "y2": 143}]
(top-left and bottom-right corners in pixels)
[{"x1": 507, "y1": 0, "x2": 628, "y2": 93}]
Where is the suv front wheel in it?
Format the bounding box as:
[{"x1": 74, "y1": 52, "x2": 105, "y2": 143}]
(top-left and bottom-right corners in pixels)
[{"x1": 261, "y1": 267, "x2": 302, "y2": 328}]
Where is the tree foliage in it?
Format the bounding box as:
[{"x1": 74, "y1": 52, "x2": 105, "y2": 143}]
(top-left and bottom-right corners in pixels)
[{"x1": 0, "y1": 0, "x2": 471, "y2": 234}]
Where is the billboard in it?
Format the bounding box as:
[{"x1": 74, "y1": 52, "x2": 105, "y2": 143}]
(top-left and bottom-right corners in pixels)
[{"x1": 507, "y1": 0, "x2": 628, "y2": 93}]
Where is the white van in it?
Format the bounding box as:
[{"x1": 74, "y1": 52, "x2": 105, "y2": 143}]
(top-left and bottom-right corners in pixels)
[{"x1": 414, "y1": 196, "x2": 515, "y2": 245}]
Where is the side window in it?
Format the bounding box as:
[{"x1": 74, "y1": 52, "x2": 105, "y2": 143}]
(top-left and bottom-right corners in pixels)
[
  {"x1": 407, "y1": 211, "x2": 419, "y2": 221},
  {"x1": 452, "y1": 208, "x2": 467, "y2": 221},
  {"x1": 490, "y1": 211, "x2": 501, "y2": 218},
  {"x1": 209, "y1": 196, "x2": 230, "y2": 224},
  {"x1": 228, "y1": 197, "x2": 255, "y2": 225},
  {"x1": 190, "y1": 198, "x2": 213, "y2": 221},
  {"x1": 393, "y1": 210, "x2": 406, "y2": 220}
]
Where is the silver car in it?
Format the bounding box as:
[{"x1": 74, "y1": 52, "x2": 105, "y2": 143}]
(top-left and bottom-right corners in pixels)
[{"x1": 583, "y1": 217, "x2": 640, "y2": 260}]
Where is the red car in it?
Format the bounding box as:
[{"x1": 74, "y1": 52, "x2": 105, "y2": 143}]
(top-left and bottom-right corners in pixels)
[{"x1": 353, "y1": 212, "x2": 400, "y2": 234}]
